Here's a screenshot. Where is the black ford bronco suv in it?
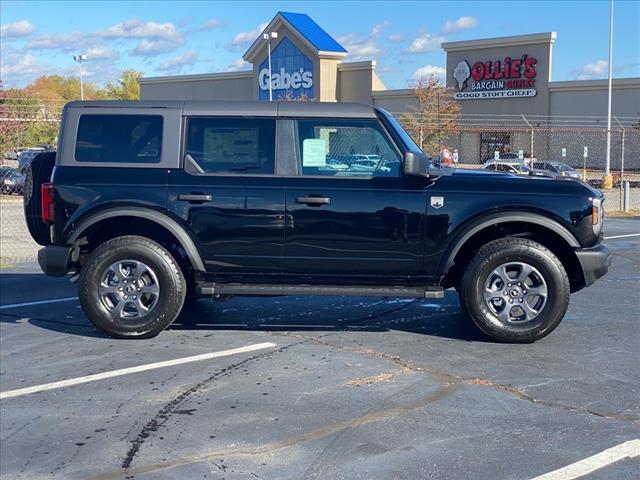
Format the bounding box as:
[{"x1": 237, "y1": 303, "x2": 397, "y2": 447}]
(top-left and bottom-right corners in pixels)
[{"x1": 25, "y1": 100, "x2": 610, "y2": 342}]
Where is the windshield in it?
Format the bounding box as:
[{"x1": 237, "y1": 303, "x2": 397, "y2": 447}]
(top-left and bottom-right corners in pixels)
[{"x1": 376, "y1": 108, "x2": 421, "y2": 153}]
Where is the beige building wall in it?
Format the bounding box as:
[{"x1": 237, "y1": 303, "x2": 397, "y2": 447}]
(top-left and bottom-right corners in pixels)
[{"x1": 139, "y1": 72, "x2": 253, "y2": 100}]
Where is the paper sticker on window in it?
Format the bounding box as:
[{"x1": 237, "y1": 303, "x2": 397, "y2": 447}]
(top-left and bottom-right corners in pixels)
[{"x1": 302, "y1": 139, "x2": 327, "y2": 167}]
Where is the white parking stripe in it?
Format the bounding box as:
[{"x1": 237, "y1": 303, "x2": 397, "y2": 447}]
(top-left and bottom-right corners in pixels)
[
  {"x1": 604, "y1": 233, "x2": 640, "y2": 240},
  {"x1": 0, "y1": 297, "x2": 78, "y2": 310},
  {"x1": 530, "y1": 439, "x2": 640, "y2": 480},
  {"x1": 0, "y1": 342, "x2": 277, "y2": 400}
]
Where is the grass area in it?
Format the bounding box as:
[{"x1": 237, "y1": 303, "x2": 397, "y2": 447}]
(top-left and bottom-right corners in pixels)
[
  {"x1": 0, "y1": 258, "x2": 15, "y2": 269},
  {"x1": 606, "y1": 210, "x2": 640, "y2": 218}
]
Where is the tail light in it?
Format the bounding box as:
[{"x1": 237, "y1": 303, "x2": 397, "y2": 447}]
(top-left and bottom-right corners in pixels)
[{"x1": 41, "y1": 182, "x2": 54, "y2": 223}]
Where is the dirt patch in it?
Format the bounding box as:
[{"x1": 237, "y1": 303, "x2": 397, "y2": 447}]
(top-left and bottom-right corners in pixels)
[{"x1": 346, "y1": 367, "x2": 411, "y2": 386}]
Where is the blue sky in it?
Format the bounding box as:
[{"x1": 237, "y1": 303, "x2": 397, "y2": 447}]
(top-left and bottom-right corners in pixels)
[{"x1": 1, "y1": 0, "x2": 639, "y2": 89}]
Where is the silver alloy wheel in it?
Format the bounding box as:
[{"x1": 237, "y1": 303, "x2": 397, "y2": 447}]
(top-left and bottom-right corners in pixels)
[
  {"x1": 98, "y1": 260, "x2": 160, "y2": 319},
  {"x1": 483, "y1": 261, "x2": 548, "y2": 324}
]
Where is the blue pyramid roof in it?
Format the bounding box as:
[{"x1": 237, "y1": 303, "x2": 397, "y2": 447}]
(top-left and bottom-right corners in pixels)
[{"x1": 278, "y1": 12, "x2": 347, "y2": 53}]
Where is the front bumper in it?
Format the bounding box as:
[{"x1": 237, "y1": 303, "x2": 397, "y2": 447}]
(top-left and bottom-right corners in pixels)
[
  {"x1": 575, "y1": 244, "x2": 611, "y2": 287},
  {"x1": 38, "y1": 245, "x2": 71, "y2": 277}
]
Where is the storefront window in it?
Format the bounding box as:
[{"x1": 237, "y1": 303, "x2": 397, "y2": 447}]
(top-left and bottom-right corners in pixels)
[{"x1": 480, "y1": 132, "x2": 512, "y2": 163}]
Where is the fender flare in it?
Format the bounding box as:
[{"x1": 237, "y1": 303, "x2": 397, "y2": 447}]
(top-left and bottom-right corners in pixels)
[
  {"x1": 68, "y1": 207, "x2": 206, "y2": 272},
  {"x1": 438, "y1": 212, "x2": 580, "y2": 276}
]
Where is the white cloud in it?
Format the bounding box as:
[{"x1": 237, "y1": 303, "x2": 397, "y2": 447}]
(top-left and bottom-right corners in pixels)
[
  {"x1": 232, "y1": 22, "x2": 268, "y2": 46},
  {"x1": 157, "y1": 50, "x2": 198, "y2": 72},
  {"x1": 84, "y1": 45, "x2": 118, "y2": 61},
  {"x1": 27, "y1": 32, "x2": 86, "y2": 50},
  {"x1": 98, "y1": 19, "x2": 181, "y2": 41},
  {"x1": 411, "y1": 64, "x2": 446, "y2": 82},
  {"x1": 226, "y1": 58, "x2": 251, "y2": 71},
  {"x1": 441, "y1": 16, "x2": 477, "y2": 34},
  {"x1": 339, "y1": 22, "x2": 388, "y2": 61},
  {"x1": 132, "y1": 39, "x2": 182, "y2": 56},
  {"x1": 199, "y1": 19, "x2": 222, "y2": 31},
  {"x1": 1, "y1": 20, "x2": 36, "y2": 38},
  {"x1": 388, "y1": 33, "x2": 404, "y2": 43},
  {"x1": 0, "y1": 53, "x2": 75, "y2": 87},
  {"x1": 407, "y1": 32, "x2": 445, "y2": 53},
  {"x1": 574, "y1": 60, "x2": 608, "y2": 80}
]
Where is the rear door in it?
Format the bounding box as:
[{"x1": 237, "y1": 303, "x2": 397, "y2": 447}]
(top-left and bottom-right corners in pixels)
[
  {"x1": 167, "y1": 116, "x2": 285, "y2": 276},
  {"x1": 283, "y1": 118, "x2": 428, "y2": 279}
]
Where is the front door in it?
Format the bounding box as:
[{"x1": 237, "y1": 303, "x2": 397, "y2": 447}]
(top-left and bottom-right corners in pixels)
[
  {"x1": 283, "y1": 118, "x2": 428, "y2": 279},
  {"x1": 167, "y1": 116, "x2": 285, "y2": 276}
]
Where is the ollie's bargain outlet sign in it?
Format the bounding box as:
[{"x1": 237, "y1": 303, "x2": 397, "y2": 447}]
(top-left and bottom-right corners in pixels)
[{"x1": 453, "y1": 54, "x2": 538, "y2": 100}]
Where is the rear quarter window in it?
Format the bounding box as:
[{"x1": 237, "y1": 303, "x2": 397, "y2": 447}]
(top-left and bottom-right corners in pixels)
[{"x1": 75, "y1": 114, "x2": 163, "y2": 163}]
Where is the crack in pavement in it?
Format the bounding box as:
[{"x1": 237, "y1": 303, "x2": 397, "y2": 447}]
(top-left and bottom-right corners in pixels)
[
  {"x1": 92, "y1": 381, "x2": 460, "y2": 479},
  {"x1": 275, "y1": 331, "x2": 640, "y2": 424},
  {"x1": 118, "y1": 342, "x2": 298, "y2": 472}
]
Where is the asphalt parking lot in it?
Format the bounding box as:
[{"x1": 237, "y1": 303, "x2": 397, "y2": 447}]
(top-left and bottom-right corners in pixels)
[{"x1": 1, "y1": 218, "x2": 639, "y2": 480}]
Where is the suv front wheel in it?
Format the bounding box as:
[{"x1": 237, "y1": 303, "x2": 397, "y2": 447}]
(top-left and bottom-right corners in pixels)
[
  {"x1": 459, "y1": 237, "x2": 570, "y2": 343},
  {"x1": 79, "y1": 235, "x2": 186, "y2": 338}
]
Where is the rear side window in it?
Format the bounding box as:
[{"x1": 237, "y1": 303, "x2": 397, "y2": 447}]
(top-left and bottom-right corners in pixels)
[
  {"x1": 185, "y1": 117, "x2": 276, "y2": 174},
  {"x1": 75, "y1": 115, "x2": 163, "y2": 163}
]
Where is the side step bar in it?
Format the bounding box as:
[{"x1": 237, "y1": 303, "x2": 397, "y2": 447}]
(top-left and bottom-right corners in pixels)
[{"x1": 196, "y1": 284, "x2": 444, "y2": 299}]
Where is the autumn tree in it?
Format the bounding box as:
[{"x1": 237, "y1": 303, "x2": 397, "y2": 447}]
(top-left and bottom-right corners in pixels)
[
  {"x1": 400, "y1": 75, "x2": 461, "y2": 156},
  {"x1": 0, "y1": 82, "x2": 25, "y2": 158},
  {"x1": 100, "y1": 70, "x2": 143, "y2": 100}
]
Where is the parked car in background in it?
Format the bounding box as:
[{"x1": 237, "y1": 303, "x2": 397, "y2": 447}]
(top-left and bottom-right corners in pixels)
[
  {"x1": 0, "y1": 167, "x2": 26, "y2": 195},
  {"x1": 532, "y1": 161, "x2": 581, "y2": 179},
  {"x1": 482, "y1": 161, "x2": 530, "y2": 175},
  {"x1": 18, "y1": 148, "x2": 45, "y2": 173},
  {"x1": 18, "y1": 146, "x2": 53, "y2": 173}
]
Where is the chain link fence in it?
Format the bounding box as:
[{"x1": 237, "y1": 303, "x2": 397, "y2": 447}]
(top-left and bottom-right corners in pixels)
[{"x1": 1, "y1": 113, "x2": 638, "y2": 265}]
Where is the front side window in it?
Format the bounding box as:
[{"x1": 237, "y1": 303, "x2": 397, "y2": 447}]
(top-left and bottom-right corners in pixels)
[
  {"x1": 185, "y1": 117, "x2": 276, "y2": 174},
  {"x1": 296, "y1": 119, "x2": 400, "y2": 177},
  {"x1": 75, "y1": 115, "x2": 162, "y2": 163}
]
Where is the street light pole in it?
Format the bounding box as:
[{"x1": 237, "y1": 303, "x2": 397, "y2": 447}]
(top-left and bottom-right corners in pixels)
[
  {"x1": 263, "y1": 32, "x2": 278, "y2": 101},
  {"x1": 73, "y1": 54, "x2": 87, "y2": 100},
  {"x1": 604, "y1": 0, "x2": 614, "y2": 189}
]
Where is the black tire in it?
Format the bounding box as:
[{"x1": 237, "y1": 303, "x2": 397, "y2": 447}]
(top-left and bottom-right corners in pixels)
[
  {"x1": 79, "y1": 235, "x2": 186, "y2": 339},
  {"x1": 23, "y1": 151, "x2": 56, "y2": 246},
  {"x1": 459, "y1": 237, "x2": 570, "y2": 343}
]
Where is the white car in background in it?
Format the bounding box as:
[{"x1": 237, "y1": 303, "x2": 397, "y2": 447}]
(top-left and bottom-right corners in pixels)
[{"x1": 482, "y1": 160, "x2": 530, "y2": 175}]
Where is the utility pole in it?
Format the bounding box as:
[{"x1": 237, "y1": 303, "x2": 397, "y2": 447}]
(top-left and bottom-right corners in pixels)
[
  {"x1": 263, "y1": 32, "x2": 278, "y2": 101},
  {"x1": 603, "y1": 0, "x2": 614, "y2": 189},
  {"x1": 73, "y1": 54, "x2": 87, "y2": 100}
]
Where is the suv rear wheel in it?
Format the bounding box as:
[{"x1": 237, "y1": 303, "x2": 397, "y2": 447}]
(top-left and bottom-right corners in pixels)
[
  {"x1": 459, "y1": 237, "x2": 570, "y2": 343},
  {"x1": 79, "y1": 235, "x2": 186, "y2": 338}
]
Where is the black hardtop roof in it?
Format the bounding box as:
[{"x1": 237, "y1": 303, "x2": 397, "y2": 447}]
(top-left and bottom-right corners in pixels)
[{"x1": 64, "y1": 100, "x2": 378, "y2": 118}]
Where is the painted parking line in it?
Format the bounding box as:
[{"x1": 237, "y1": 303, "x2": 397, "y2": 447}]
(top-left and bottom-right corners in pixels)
[
  {"x1": 0, "y1": 297, "x2": 78, "y2": 310},
  {"x1": 604, "y1": 233, "x2": 640, "y2": 240},
  {"x1": 530, "y1": 439, "x2": 640, "y2": 480},
  {"x1": 0, "y1": 342, "x2": 277, "y2": 400}
]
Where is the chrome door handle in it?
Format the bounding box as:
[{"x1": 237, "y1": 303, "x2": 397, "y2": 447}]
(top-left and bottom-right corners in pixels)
[
  {"x1": 178, "y1": 193, "x2": 213, "y2": 203},
  {"x1": 296, "y1": 196, "x2": 331, "y2": 205}
]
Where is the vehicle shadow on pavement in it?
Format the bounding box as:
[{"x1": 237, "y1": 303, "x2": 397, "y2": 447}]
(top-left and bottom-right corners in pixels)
[
  {"x1": 0, "y1": 272, "x2": 484, "y2": 341},
  {"x1": 170, "y1": 293, "x2": 486, "y2": 342}
]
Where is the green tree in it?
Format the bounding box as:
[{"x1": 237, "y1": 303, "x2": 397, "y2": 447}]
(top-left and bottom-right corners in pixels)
[
  {"x1": 100, "y1": 70, "x2": 143, "y2": 100},
  {"x1": 400, "y1": 75, "x2": 461, "y2": 156}
]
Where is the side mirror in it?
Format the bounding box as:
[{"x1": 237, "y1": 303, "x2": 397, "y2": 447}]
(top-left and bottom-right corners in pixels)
[{"x1": 403, "y1": 151, "x2": 429, "y2": 177}]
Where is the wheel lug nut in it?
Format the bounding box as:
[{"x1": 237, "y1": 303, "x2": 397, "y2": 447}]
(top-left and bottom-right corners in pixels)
[
  {"x1": 519, "y1": 299, "x2": 523, "y2": 303},
  {"x1": 509, "y1": 299, "x2": 513, "y2": 303},
  {"x1": 133, "y1": 295, "x2": 137, "y2": 300}
]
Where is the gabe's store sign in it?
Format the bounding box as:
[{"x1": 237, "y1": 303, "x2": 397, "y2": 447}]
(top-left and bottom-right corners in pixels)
[{"x1": 453, "y1": 54, "x2": 538, "y2": 100}]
